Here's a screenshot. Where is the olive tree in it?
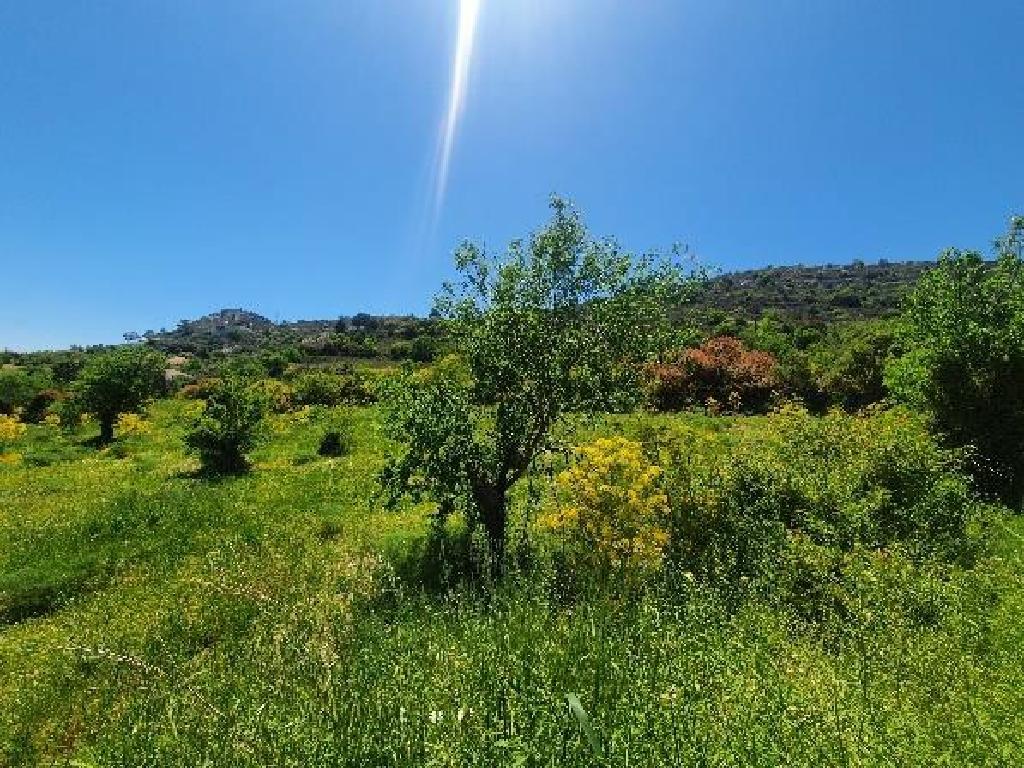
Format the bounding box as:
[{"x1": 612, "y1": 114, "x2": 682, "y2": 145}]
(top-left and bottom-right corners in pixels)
[
  {"x1": 381, "y1": 198, "x2": 694, "y2": 569},
  {"x1": 184, "y1": 377, "x2": 267, "y2": 474},
  {"x1": 75, "y1": 345, "x2": 166, "y2": 442},
  {"x1": 886, "y1": 215, "x2": 1024, "y2": 504}
]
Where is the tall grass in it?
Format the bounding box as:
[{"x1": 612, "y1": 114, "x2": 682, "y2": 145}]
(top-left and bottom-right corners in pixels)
[{"x1": 1, "y1": 401, "x2": 1022, "y2": 765}]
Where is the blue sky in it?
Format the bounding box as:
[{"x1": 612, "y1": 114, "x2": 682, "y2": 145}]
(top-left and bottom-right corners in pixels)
[{"x1": 2, "y1": 1, "x2": 1022, "y2": 350}]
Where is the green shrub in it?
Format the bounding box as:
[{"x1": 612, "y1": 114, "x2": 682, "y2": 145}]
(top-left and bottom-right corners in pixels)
[
  {"x1": 184, "y1": 378, "x2": 267, "y2": 474},
  {"x1": 251, "y1": 378, "x2": 295, "y2": 414},
  {"x1": 291, "y1": 368, "x2": 374, "y2": 407},
  {"x1": 389, "y1": 341, "x2": 414, "y2": 361},
  {"x1": 887, "y1": 216, "x2": 1024, "y2": 504},
  {"x1": 809, "y1": 321, "x2": 898, "y2": 411},
  {"x1": 659, "y1": 406, "x2": 991, "y2": 602},
  {"x1": 314, "y1": 408, "x2": 356, "y2": 458},
  {"x1": 21, "y1": 388, "x2": 62, "y2": 424},
  {"x1": 0, "y1": 367, "x2": 53, "y2": 416}
]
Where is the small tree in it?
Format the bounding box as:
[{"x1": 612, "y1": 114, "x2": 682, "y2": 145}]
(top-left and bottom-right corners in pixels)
[
  {"x1": 886, "y1": 215, "x2": 1024, "y2": 504},
  {"x1": 75, "y1": 346, "x2": 166, "y2": 442},
  {"x1": 380, "y1": 198, "x2": 692, "y2": 570},
  {"x1": 184, "y1": 377, "x2": 267, "y2": 474},
  {"x1": 0, "y1": 367, "x2": 53, "y2": 416}
]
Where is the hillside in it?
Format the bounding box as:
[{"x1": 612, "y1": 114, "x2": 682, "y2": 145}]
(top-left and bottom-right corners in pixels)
[
  {"x1": 687, "y1": 259, "x2": 934, "y2": 322},
  {"x1": 141, "y1": 260, "x2": 934, "y2": 357},
  {"x1": 141, "y1": 309, "x2": 434, "y2": 359}
]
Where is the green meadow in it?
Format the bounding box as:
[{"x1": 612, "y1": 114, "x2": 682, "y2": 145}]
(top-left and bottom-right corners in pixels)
[{"x1": 2, "y1": 400, "x2": 1022, "y2": 766}]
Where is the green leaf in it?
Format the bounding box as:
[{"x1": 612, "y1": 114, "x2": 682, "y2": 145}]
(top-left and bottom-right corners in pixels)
[{"x1": 565, "y1": 692, "x2": 603, "y2": 758}]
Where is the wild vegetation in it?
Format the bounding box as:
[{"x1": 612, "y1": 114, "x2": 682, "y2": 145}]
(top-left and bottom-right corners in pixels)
[{"x1": 1, "y1": 204, "x2": 1023, "y2": 765}]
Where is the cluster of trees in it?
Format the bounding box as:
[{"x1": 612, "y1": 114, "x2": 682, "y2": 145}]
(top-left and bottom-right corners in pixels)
[
  {"x1": 5, "y1": 201, "x2": 1022, "y2": 571},
  {"x1": 379, "y1": 206, "x2": 1024, "y2": 573},
  {"x1": 642, "y1": 321, "x2": 899, "y2": 415},
  {"x1": 140, "y1": 306, "x2": 443, "y2": 364}
]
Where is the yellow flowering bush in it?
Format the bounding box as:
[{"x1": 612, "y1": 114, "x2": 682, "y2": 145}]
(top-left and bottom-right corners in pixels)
[
  {"x1": 0, "y1": 414, "x2": 27, "y2": 448},
  {"x1": 543, "y1": 437, "x2": 670, "y2": 572},
  {"x1": 252, "y1": 378, "x2": 295, "y2": 414},
  {"x1": 43, "y1": 412, "x2": 62, "y2": 428},
  {"x1": 114, "y1": 412, "x2": 151, "y2": 437}
]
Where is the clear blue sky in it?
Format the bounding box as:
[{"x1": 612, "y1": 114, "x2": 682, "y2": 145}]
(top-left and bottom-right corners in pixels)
[{"x1": 2, "y1": 1, "x2": 1022, "y2": 350}]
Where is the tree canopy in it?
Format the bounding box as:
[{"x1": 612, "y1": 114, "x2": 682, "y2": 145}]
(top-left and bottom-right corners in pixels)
[
  {"x1": 74, "y1": 345, "x2": 166, "y2": 442},
  {"x1": 886, "y1": 216, "x2": 1024, "y2": 504},
  {"x1": 381, "y1": 198, "x2": 695, "y2": 570}
]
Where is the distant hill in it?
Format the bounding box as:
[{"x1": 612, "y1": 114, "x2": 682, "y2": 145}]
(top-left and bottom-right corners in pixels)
[
  {"x1": 141, "y1": 260, "x2": 935, "y2": 357},
  {"x1": 142, "y1": 308, "x2": 435, "y2": 358},
  {"x1": 686, "y1": 259, "x2": 934, "y2": 322}
]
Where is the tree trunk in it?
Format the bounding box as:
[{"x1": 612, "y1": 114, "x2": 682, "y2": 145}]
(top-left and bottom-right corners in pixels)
[
  {"x1": 99, "y1": 417, "x2": 114, "y2": 444},
  {"x1": 473, "y1": 480, "x2": 507, "y2": 576}
]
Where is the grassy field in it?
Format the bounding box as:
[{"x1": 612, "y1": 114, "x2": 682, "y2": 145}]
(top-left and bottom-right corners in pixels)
[{"x1": 2, "y1": 400, "x2": 1022, "y2": 766}]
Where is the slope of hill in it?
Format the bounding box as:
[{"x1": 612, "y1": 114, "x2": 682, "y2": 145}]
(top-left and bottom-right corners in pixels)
[
  {"x1": 688, "y1": 260, "x2": 934, "y2": 322},
  {"x1": 138, "y1": 260, "x2": 935, "y2": 357},
  {"x1": 142, "y1": 309, "x2": 432, "y2": 358}
]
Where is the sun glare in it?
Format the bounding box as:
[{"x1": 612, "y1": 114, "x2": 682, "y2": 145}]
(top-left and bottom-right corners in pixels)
[{"x1": 431, "y1": 0, "x2": 482, "y2": 221}]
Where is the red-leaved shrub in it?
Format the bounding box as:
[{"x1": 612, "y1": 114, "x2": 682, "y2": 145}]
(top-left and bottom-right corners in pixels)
[{"x1": 648, "y1": 336, "x2": 779, "y2": 413}]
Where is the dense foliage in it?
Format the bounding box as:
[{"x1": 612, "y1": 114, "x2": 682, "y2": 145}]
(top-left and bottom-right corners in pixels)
[
  {"x1": 184, "y1": 377, "x2": 267, "y2": 474},
  {"x1": 647, "y1": 336, "x2": 779, "y2": 413},
  {"x1": 0, "y1": 366, "x2": 53, "y2": 416},
  {"x1": 381, "y1": 198, "x2": 691, "y2": 568},
  {"x1": 72, "y1": 346, "x2": 166, "y2": 442},
  {"x1": 653, "y1": 406, "x2": 988, "y2": 596},
  {"x1": 542, "y1": 436, "x2": 670, "y2": 576},
  {"x1": 686, "y1": 259, "x2": 933, "y2": 322},
  {"x1": 887, "y1": 217, "x2": 1024, "y2": 505}
]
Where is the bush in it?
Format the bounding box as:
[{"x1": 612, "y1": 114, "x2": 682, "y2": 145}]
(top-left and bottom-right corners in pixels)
[
  {"x1": 54, "y1": 394, "x2": 85, "y2": 431},
  {"x1": 0, "y1": 367, "x2": 53, "y2": 417},
  {"x1": 21, "y1": 389, "x2": 62, "y2": 424},
  {"x1": 392, "y1": 335, "x2": 440, "y2": 363},
  {"x1": 542, "y1": 437, "x2": 669, "y2": 579},
  {"x1": 657, "y1": 406, "x2": 991, "y2": 598},
  {"x1": 291, "y1": 370, "x2": 346, "y2": 406},
  {"x1": 177, "y1": 377, "x2": 222, "y2": 400},
  {"x1": 648, "y1": 336, "x2": 779, "y2": 413},
  {"x1": 388, "y1": 341, "x2": 413, "y2": 361},
  {"x1": 886, "y1": 219, "x2": 1024, "y2": 504},
  {"x1": 0, "y1": 368, "x2": 35, "y2": 415},
  {"x1": 291, "y1": 368, "x2": 374, "y2": 407},
  {"x1": 184, "y1": 378, "x2": 267, "y2": 474},
  {"x1": 317, "y1": 417, "x2": 355, "y2": 457},
  {"x1": 0, "y1": 414, "x2": 27, "y2": 452},
  {"x1": 811, "y1": 322, "x2": 897, "y2": 411},
  {"x1": 251, "y1": 379, "x2": 295, "y2": 414}
]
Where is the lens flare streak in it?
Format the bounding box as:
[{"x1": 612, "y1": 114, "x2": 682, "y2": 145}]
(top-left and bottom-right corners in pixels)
[{"x1": 431, "y1": 0, "x2": 481, "y2": 220}]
